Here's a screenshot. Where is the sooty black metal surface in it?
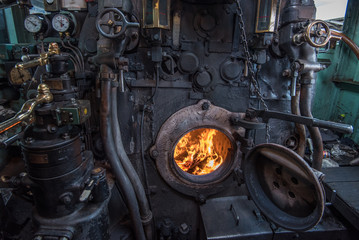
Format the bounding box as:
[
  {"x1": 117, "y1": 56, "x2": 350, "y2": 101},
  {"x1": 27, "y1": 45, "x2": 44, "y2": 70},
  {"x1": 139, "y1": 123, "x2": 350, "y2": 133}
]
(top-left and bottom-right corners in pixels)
[
  {"x1": 272, "y1": 208, "x2": 355, "y2": 240},
  {"x1": 201, "y1": 196, "x2": 354, "y2": 240},
  {"x1": 323, "y1": 167, "x2": 359, "y2": 231},
  {"x1": 200, "y1": 196, "x2": 273, "y2": 240}
]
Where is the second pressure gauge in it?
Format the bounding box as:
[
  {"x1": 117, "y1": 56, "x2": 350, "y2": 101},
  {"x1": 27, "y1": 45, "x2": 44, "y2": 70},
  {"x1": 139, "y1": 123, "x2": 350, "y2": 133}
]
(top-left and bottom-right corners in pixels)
[
  {"x1": 24, "y1": 14, "x2": 49, "y2": 34},
  {"x1": 52, "y1": 13, "x2": 76, "y2": 34}
]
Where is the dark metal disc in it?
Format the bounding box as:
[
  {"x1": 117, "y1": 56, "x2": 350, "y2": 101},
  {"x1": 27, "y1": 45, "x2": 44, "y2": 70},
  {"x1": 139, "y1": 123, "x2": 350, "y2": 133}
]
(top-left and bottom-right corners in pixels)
[{"x1": 243, "y1": 143, "x2": 325, "y2": 231}]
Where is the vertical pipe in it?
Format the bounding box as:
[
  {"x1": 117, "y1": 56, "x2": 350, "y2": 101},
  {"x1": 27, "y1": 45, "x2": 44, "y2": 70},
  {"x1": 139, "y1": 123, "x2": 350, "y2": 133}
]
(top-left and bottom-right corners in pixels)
[
  {"x1": 300, "y1": 82, "x2": 323, "y2": 170},
  {"x1": 291, "y1": 84, "x2": 306, "y2": 157},
  {"x1": 100, "y1": 69, "x2": 146, "y2": 240},
  {"x1": 111, "y1": 86, "x2": 153, "y2": 240}
]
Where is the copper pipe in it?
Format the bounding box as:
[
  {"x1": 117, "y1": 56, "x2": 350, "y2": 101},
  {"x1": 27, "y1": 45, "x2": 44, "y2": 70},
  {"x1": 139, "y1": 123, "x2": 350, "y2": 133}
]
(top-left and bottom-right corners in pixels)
[
  {"x1": 291, "y1": 84, "x2": 306, "y2": 157},
  {"x1": 300, "y1": 84, "x2": 323, "y2": 171},
  {"x1": 331, "y1": 30, "x2": 359, "y2": 60}
]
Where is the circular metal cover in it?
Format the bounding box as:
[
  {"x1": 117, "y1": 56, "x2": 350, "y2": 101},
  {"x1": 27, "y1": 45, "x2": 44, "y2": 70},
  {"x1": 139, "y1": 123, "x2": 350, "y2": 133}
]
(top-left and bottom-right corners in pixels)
[{"x1": 243, "y1": 144, "x2": 325, "y2": 231}]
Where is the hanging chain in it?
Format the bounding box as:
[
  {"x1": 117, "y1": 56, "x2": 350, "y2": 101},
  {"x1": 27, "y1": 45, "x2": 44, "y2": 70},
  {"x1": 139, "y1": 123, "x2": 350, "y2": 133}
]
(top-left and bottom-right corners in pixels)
[{"x1": 235, "y1": 0, "x2": 271, "y2": 141}]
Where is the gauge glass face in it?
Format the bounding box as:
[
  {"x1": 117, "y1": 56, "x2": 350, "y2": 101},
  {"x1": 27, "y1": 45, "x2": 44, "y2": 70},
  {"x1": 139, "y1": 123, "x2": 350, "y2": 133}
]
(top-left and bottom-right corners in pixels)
[
  {"x1": 52, "y1": 14, "x2": 70, "y2": 32},
  {"x1": 24, "y1": 15, "x2": 42, "y2": 33},
  {"x1": 255, "y1": 0, "x2": 278, "y2": 33},
  {"x1": 46, "y1": 0, "x2": 55, "y2": 4}
]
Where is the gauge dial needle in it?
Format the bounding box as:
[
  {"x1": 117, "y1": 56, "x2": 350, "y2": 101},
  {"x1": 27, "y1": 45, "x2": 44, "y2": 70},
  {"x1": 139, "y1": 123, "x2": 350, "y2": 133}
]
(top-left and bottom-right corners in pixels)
[{"x1": 27, "y1": 20, "x2": 36, "y2": 26}]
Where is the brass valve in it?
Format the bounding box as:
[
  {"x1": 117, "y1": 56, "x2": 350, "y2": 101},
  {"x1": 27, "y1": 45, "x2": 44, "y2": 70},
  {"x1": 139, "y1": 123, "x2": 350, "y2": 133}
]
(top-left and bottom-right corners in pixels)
[
  {"x1": 0, "y1": 84, "x2": 53, "y2": 134},
  {"x1": 293, "y1": 20, "x2": 359, "y2": 60},
  {"x1": 15, "y1": 43, "x2": 60, "y2": 70},
  {"x1": 293, "y1": 20, "x2": 331, "y2": 48}
]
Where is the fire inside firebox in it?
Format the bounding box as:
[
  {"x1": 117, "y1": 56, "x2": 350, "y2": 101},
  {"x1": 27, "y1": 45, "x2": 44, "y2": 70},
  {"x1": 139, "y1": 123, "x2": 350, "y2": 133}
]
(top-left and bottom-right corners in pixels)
[{"x1": 174, "y1": 128, "x2": 232, "y2": 175}]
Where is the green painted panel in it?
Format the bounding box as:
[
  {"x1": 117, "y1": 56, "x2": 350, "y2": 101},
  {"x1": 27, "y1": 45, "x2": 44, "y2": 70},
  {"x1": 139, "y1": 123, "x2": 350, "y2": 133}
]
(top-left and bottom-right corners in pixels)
[
  {"x1": 313, "y1": 50, "x2": 340, "y2": 120},
  {"x1": 331, "y1": 90, "x2": 359, "y2": 142},
  {"x1": 314, "y1": 0, "x2": 359, "y2": 143}
]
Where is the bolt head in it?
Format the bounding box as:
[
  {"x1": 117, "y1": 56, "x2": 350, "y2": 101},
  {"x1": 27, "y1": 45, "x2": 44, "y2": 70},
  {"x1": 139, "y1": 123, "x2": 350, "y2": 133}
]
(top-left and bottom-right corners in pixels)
[
  {"x1": 202, "y1": 102, "x2": 210, "y2": 110},
  {"x1": 62, "y1": 196, "x2": 71, "y2": 205},
  {"x1": 152, "y1": 150, "x2": 159, "y2": 158},
  {"x1": 180, "y1": 223, "x2": 188, "y2": 231}
]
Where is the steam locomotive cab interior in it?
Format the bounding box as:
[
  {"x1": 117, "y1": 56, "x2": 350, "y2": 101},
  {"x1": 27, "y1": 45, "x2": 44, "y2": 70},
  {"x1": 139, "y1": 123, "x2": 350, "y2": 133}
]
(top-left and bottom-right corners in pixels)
[{"x1": 1, "y1": 0, "x2": 359, "y2": 239}]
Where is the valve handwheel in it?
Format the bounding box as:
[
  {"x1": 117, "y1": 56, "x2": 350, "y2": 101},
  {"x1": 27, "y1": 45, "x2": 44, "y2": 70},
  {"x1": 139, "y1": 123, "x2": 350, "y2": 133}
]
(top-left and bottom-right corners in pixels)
[
  {"x1": 304, "y1": 20, "x2": 331, "y2": 48},
  {"x1": 96, "y1": 8, "x2": 140, "y2": 39}
]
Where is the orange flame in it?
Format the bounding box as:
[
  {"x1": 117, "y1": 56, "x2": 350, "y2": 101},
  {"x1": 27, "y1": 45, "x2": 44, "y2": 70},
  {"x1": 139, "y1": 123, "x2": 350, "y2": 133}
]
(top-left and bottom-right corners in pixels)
[{"x1": 174, "y1": 128, "x2": 232, "y2": 175}]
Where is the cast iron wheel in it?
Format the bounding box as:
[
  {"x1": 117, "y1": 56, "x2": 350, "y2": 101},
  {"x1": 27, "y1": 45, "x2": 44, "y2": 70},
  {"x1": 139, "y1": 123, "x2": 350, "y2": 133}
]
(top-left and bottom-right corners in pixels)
[{"x1": 96, "y1": 8, "x2": 140, "y2": 39}]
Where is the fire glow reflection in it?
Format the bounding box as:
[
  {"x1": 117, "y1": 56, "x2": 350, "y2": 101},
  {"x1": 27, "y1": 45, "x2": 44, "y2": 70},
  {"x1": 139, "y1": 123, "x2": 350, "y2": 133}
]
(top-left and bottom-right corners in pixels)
[{"x1": 174, "y1": 128, "x2": 232, "y2": 175}]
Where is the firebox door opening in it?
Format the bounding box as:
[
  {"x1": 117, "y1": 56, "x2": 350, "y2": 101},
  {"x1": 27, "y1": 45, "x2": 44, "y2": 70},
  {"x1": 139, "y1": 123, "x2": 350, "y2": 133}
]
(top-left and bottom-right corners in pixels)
[
  {"x1": 152, "y1": 100, "x2": 243, "y2": 196},
  {"x1": 172, "y1": 127, "x2": 235, "y2": 184},
  {"x1": 174, "y1": 128, "x2": 232, "y2": 176}
]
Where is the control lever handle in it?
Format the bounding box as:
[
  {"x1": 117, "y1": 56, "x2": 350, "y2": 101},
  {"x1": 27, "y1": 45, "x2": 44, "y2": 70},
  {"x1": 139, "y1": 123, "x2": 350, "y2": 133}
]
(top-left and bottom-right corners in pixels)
[
  {"x1": 0, "y1": 84, "x2": 53, "y2": 134},
  {"x1": 245, "y1": 109, "x2": 353, "y2": 134},
  {"x1": 15, "y1": 42, "x2": 60, "y2": 70}
]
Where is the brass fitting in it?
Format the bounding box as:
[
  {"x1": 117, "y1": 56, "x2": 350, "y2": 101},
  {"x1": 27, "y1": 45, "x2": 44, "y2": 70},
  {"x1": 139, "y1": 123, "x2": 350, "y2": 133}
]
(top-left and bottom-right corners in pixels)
[
  {"x1": 0, "y1": 84, "x2": 53, "y2": 134},
  {"x1": 292, "y1": 20, "x2": 359, "y2": 60},
  {"x1": 15, "y1": 43, "x2": 60, "y2": 70}
]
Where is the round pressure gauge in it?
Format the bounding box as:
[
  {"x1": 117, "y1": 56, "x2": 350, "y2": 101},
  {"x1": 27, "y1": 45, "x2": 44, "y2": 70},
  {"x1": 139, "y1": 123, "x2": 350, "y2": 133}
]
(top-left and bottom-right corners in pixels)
[
  {"x1": 24, "y1": 15, "x2": 43, "y2": 33},
  {"x1": 52, "y1": 13, "x2": 74, "y2": 33},
  {"x1": 9, "y1": 67, "x2": 31, "y2": 86}
]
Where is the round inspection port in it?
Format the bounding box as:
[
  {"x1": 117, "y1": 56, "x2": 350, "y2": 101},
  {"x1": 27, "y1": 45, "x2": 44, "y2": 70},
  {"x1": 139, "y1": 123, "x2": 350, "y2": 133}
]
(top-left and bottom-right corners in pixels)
[{"x1": 173, "y1": 128, "x2": 233, "y2": 176}]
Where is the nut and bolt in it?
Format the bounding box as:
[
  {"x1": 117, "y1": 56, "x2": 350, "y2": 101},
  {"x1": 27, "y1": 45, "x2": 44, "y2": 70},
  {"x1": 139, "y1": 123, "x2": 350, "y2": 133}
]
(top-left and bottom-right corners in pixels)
[
  {"x1": 62, "y1": 195, "x2": 71, "y2": 205},
  {"x1": 152, "y1": 150, "x2": 159, "y2": 158},
  {"x1": 179, "y1": 223, "x2": 189, "y2": 233},
  {"x1": 202, "y1": 102, "x2": 210, "y2": 110},
  {"x1": 61, "y1": 133, "x2": 70, "y2": 140},
  {"x1": 25, "y1": 137, "x2": 34, "y2": 144},
  {"x1": 282, "y1": 69, "x2": 291, "y2": 77}
]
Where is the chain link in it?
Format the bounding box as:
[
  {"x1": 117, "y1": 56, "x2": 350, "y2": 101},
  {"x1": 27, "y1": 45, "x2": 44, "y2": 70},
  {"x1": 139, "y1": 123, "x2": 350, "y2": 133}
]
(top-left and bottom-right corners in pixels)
[{"x1": 235, "y1": 0, "x2": 270, "y2": 141}]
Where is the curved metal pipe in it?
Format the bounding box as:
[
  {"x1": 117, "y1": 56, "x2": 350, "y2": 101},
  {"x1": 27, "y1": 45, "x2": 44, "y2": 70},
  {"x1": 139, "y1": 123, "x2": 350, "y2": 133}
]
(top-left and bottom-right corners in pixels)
[
  {"x1": 291, "y1": 84, "x2": 306, "y2": 157},
  {"x1": 100, "y1": 71, "x2": 146, "y2": 240},
  {"x1": 300, "y1": 83, "x2": 323, "y2": 170},
  {"x1": 60, "y1": 41, "x2": 82, "y2": 71},
  {"x1": 331, "y1": 30, "x2": 359, "y2": 60},
  {"x1": 67, "y1": 39, "x2": 85, "y2": 71},
  {"x1": 111, "y1": 86, "x2": 153, "y2": 240}
]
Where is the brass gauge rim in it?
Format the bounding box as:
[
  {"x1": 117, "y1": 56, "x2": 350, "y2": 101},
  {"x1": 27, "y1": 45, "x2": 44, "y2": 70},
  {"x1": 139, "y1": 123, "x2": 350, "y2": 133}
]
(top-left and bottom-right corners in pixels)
[{"x1": 9, "y1": 67, "x2": 31, "y2": 86}]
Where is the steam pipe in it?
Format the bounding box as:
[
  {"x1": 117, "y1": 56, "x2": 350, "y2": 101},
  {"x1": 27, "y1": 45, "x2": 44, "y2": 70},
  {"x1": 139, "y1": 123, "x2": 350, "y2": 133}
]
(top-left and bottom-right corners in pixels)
[
  {"x1": 291, "y1": 84, "x2": 306, "y2": 157},
  {"x1": 60, "y1": 41, "x2": 82, "y2": 71},
  {"x1": 300, "y1": 82, "x2": 323, "y2": 170},
  {"x1": 331, "y1": 30, "x2": 359, "y2": 60},
  {"x1": 111, "y1": 85, "x2": 153, "y2": 240},
  {"x1": 67, "y1": 39, "x2": 85, "y2": 71},
  {"x1": 100, "y1": 66, "x2": 146, "y2": 240}
]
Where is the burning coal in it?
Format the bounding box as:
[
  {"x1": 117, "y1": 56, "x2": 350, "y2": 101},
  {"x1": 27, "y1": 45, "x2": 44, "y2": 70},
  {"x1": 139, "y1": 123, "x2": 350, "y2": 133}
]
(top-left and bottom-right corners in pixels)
[{"x1": 174, "y1": 128, "x2": 232, "y2": 175}]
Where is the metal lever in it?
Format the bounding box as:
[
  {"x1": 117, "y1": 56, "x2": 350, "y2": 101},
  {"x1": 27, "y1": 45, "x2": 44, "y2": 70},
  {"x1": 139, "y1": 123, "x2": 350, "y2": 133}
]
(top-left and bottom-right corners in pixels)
[
  {"x1": 0, "y1": 84, "x2": 53, "y2": 134},
  {"x1": 15, "y1": 42, "x2": 60, "y2": 70},
  {"x1": 245, "y1": 109, "x2": 353, "y2": 134}
]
